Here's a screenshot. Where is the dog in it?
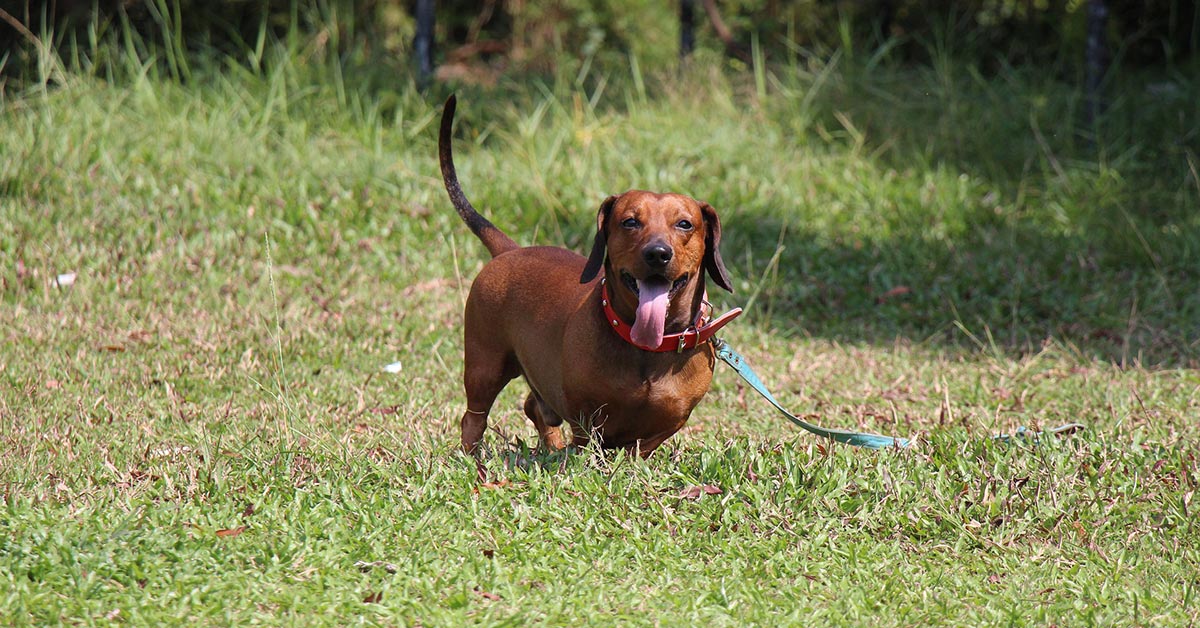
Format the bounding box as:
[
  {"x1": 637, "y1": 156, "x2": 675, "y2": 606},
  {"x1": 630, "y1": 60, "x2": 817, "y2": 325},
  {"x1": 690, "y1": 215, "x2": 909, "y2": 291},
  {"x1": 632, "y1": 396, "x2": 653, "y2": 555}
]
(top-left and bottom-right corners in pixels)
[{"x1": 438, "y1": 95, "x2": 741, "y2": 457}]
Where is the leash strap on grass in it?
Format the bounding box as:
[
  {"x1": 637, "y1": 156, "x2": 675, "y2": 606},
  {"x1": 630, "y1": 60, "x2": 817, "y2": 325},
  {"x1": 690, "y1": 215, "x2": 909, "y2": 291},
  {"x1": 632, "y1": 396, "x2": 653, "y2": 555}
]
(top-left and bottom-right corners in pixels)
[
  {"x1": 713, "y1": 338, "x2": 911, "y2": 449},
  {"x1": 714, "y1": 338, "x2": 1086, "y2": 449},
  {"x1": 993, "y1": 422, "x2": 1087, "y2": 443}
]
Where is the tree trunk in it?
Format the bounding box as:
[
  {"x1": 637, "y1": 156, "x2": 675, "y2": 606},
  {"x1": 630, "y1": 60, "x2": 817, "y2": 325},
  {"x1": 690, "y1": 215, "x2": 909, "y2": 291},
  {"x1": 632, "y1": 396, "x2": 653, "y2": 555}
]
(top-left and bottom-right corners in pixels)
[
  {"x1": 414, "y1": 0, "x2": 436, "y2": 88},
  {"x1": 680, "y1": 0, "x2": 696, "y2": 61},
  {"x1": 1085, "y1": 0, "x2": 1109, "y2": 128}
]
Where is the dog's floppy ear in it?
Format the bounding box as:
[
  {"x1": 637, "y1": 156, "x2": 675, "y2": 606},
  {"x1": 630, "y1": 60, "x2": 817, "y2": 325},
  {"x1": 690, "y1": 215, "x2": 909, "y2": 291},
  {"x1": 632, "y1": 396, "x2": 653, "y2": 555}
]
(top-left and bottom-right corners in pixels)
[
  {"x1": 700, "y1": 202, "x2": 733, "y2": 292},
  {"x1": 580, "y1": 195, "x2": 619, "y2": 283}
]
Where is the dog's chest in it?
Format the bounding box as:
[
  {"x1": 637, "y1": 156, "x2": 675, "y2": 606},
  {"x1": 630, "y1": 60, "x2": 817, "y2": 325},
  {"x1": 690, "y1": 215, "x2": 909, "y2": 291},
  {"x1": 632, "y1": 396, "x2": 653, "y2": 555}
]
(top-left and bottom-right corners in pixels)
[{"x1": 561, "y1": 351, "x2": 714, "y2": 444}]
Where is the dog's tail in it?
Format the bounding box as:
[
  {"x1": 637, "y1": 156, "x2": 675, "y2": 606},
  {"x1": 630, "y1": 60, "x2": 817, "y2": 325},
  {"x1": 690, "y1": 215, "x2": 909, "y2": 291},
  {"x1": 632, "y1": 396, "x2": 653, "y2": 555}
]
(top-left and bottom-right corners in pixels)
[{"x1": 439, "y1": 95, "x2": 519, "y2": 258}]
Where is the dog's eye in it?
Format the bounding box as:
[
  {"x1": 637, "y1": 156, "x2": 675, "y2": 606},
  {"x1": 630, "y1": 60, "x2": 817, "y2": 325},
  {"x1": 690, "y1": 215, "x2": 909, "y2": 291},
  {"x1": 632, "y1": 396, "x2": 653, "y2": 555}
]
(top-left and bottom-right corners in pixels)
[
  {"x1": 676, "y1": 220, "x2": 693, "y2": 231},
  {"x1": 621, "y1": 218, "x2": 640, "y2": 229}
]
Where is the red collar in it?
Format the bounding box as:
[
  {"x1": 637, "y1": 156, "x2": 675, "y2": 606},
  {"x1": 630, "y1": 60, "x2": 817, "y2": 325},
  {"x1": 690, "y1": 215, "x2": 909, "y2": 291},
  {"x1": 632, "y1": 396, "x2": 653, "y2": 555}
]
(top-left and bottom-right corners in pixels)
[{"x1": 600, "y1": 278, "x2": 743, "y2": 352}]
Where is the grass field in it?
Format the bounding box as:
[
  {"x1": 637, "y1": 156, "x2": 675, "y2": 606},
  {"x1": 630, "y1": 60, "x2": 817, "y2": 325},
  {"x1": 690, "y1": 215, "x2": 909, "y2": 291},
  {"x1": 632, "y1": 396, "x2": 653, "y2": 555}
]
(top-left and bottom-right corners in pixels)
[{"x1": 2, "y1": 25, "x2": 1200, "y2": 626}]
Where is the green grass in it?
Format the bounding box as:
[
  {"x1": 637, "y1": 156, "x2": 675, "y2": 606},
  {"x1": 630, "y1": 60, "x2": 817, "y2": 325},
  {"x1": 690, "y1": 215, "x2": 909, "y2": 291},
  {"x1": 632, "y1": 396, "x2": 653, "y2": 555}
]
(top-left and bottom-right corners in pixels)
[{"x1": 2, "y1": 29, "x2": 1200, "y2": 626}]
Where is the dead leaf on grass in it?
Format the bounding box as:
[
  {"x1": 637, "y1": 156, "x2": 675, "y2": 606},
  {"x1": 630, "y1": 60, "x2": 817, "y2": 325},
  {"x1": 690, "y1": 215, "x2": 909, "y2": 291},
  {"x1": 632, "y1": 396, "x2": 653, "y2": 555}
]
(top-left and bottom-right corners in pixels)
[
  {"x1": 363, "y1": 591, "x2": 383, "y2": 603},
  {"x1": 875, "y1": 285, "x2": 911, "y2": 303},
  {"x1": 128, "y1": 468, "x2": 159, "y2": 483},
  {"x1": 677, "y1": 484, "x2": 723, "y2": 499},
  {"x1": 474, "y1": 587, "x2": 502, "y2": 601},
  {"x1": 216, "y1": 526, "x2": 247, "y2": 538},
  {"x1": 128, "y1": 330, "x2": 154, "y2": 343}
]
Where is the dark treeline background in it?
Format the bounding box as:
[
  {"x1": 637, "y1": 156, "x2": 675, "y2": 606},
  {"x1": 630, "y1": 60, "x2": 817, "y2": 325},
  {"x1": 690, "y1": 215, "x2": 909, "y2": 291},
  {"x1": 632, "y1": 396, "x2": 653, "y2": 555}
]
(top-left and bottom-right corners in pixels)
[{"x1": 1, "y1": 0, "x2": 1196, "y2": 82}]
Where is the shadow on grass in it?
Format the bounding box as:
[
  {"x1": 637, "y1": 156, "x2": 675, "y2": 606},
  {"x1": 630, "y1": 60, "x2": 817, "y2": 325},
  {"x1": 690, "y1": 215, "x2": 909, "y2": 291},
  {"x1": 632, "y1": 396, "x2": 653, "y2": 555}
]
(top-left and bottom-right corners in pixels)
[
  {"x1": 721, "y1": 210, "x2": 1198, "y2": 367},
  {"x1": 750, "y1": 64, "x2": 1200, "y2": 366}
]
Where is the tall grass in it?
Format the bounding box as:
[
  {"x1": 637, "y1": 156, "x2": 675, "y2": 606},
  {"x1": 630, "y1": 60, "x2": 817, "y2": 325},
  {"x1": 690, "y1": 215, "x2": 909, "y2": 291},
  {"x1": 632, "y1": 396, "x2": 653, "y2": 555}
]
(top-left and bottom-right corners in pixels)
[{"x1": 6, "y1": 8, "x2": 1200, "y2": 368}]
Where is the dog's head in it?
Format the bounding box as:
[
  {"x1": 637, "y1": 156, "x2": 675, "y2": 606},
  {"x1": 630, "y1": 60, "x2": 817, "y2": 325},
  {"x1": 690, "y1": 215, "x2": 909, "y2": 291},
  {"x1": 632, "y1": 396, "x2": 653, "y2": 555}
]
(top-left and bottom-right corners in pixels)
[{"x1": 580, "y1": 191, "x2": 732, "y2": 348}]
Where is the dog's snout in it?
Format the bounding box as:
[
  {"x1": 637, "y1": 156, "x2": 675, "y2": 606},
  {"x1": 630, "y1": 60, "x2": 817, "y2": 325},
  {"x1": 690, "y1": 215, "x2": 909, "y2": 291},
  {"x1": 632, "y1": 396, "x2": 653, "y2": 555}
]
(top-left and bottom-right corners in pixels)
[{"x1": 643, "y1": 243, "x2": 673, "y2": 269}]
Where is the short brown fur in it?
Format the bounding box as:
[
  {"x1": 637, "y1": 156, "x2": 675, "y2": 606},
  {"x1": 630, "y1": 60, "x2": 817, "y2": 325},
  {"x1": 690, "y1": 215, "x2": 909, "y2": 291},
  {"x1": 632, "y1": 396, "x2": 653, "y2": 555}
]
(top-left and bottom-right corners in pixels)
[{"x1": 439, "y1": 96, "x2": 733, "y2": 457}]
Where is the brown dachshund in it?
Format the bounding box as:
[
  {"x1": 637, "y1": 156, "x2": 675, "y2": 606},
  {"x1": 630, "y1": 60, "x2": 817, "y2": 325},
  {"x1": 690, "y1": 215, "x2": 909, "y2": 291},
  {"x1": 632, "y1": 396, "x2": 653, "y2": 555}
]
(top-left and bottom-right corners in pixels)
[{"x1": 438, "y1": 95, "x2": 740, "y2": 457}]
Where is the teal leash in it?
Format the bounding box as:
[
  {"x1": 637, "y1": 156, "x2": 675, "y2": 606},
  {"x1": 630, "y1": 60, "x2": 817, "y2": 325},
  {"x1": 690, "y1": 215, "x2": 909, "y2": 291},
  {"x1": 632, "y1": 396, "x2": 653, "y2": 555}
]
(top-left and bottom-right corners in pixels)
[
  {"x1": 993, "y1": 422, "x2": 1086, "y2": 442},
  {"x1": 713, "y1": 338, "x2": 910, "y2": 449},
  {"x1": 713, "y1": 338, "x2": 1084, "y2": 449}
]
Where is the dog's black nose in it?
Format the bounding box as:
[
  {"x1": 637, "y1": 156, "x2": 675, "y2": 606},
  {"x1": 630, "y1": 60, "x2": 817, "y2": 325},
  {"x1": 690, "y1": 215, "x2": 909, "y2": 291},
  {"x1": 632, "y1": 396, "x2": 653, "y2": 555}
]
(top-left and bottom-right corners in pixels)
[{"x1": 643, "y1": 243, "x2": 673, "y2": 269}]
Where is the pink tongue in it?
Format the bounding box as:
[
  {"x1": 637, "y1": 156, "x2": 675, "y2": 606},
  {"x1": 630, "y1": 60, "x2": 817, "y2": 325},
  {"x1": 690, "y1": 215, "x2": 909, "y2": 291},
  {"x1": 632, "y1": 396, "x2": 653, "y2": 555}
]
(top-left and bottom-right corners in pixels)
[{"x1": 631, "y1": 279, "x2": 671, "y2": 349}]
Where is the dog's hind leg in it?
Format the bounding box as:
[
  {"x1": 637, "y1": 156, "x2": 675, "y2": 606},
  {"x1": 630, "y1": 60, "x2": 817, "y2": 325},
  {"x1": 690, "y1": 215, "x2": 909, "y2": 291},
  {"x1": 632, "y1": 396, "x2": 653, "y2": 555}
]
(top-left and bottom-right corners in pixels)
[
  {"x1": 460, "y1": 346, "x2": 518, "y2": 456},
  {"x1": 523, "y1": 392, "x2": 566, "y2": 451}
]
